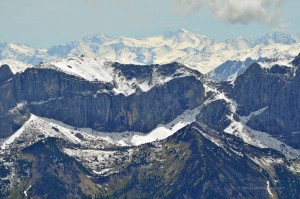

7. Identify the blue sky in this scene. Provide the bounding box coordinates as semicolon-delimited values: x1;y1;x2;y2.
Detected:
0;0;299;47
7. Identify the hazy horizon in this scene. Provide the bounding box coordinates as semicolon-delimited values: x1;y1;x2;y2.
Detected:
1;28;300;49
1;0;299;48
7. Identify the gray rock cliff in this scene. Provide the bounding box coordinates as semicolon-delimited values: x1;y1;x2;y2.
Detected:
0;64;206;137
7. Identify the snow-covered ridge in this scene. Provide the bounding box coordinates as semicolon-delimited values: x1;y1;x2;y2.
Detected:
1;55;198;96
38;56;114;82
258;57;295;69
34;56;196;96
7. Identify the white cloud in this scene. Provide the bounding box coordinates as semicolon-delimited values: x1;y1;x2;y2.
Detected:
177;0;286;25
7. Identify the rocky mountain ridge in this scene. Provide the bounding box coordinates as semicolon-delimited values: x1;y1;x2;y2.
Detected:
0;54;300;198
0;57;207;139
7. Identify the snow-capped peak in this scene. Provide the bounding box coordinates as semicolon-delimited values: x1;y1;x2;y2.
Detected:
1;30;300;75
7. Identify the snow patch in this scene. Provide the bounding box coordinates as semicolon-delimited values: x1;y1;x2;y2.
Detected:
240;107;268;123
130;106;201;145
39;57;113;82
93;168;112;175
258;57;295;69
266;181;274;198
24;185;32;197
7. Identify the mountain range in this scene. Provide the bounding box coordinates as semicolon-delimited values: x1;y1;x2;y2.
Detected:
0;52;300;198
1;29;300;75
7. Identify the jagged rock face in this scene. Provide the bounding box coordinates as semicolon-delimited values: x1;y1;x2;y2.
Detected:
196;99;231;131
0;65;206;137
228;58;300;148
230;63;294;116
0;65;22;137
30;75;205;132
0;65;13;84
0;68;110;137
246;67;300;148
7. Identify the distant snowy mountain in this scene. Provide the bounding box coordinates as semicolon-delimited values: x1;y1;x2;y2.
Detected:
0;42;49;64
0;58;33;74
1;30;300;74
207;57;267;82
256;32;299;45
